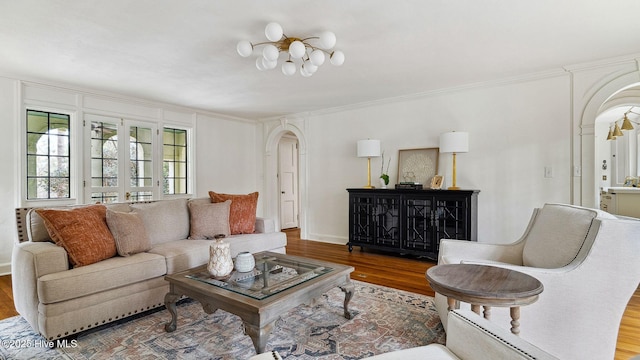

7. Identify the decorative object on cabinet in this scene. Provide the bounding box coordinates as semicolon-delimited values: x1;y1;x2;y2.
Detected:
357;139;381;188
347;188;479;260
430;175;444;189
397;148;439;186
379;150;391;189
439;132;469;190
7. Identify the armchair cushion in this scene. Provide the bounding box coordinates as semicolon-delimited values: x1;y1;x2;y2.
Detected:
522;204;597;268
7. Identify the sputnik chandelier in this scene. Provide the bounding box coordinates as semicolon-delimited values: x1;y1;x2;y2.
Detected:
236;22;345;77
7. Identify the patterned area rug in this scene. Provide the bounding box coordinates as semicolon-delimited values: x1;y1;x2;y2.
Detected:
0;281;444;360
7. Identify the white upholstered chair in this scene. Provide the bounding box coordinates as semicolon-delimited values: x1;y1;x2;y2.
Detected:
435;203;640;360
361;309;558;360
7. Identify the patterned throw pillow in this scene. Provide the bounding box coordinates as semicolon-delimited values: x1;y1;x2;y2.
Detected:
208;191;259;235
188;200;231;239
36;205;117;267
106;209;152;256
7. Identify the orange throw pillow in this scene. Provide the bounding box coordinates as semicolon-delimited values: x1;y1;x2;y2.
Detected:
36;205;117;267
208;191;259;235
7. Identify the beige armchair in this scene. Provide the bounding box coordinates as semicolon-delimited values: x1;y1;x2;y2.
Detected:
361;310;558;360
435;203;640;360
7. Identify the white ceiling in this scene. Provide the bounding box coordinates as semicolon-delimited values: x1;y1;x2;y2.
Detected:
2;0;640;120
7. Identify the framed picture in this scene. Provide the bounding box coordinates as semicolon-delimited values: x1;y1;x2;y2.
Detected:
397;148;439;185
430;175;444;189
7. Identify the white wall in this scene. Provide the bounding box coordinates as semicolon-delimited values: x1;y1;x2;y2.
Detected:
268;74;573;245
0;78;18;274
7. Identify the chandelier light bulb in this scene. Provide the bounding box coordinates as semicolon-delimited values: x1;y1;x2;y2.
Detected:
300;67;313;77
309;49;326;66
255;57;267;71
303;60;318;74
263;58;277;70
262;44;279;61
265;22;283;42
236;40;253;57
289;40;306;59
330;50;345;66
319;31;337;49
282;60;296;76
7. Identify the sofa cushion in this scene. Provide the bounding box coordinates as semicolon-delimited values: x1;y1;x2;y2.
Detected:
35;205;117;267
209;191;259;234
522;204;597;268
106;209;152;256
26;203;131;243
37;252;166;304
188;199;231;239
130;198;189;245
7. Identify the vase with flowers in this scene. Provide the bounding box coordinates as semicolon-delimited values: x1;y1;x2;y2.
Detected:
379;151;391;189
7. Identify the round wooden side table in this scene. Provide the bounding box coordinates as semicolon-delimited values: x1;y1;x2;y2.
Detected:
426;264;543;335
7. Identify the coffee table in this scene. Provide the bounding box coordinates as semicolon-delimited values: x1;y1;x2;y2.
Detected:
163;251;355;353
426;264;543;335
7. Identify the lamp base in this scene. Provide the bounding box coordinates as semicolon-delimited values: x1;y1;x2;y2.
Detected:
363;185;376;189
447;186;461;190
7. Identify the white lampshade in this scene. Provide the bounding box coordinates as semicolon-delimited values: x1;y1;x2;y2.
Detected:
330;50;345;66
300;67;313;77
302;60;318;74
440;131;469;153
255;57;267;71
289;40;306;58
281;60;296;76
265;22;283;41
309;49;326;66
357;139;381;158
319;31;337;49
236;40;253;57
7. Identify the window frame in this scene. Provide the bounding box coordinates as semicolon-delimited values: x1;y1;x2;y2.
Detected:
21;105;78;207
162;126;190;196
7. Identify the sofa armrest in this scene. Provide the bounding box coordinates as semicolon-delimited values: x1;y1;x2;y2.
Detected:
11;241;69;333
254;217;276;233
438;239;525;265
447;310;559;360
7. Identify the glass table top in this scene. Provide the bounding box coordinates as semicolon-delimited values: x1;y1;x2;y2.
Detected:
186;253;334;300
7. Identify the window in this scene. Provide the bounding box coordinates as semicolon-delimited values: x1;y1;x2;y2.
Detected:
26;110;71;199
88;116;157;203
163;127;188;195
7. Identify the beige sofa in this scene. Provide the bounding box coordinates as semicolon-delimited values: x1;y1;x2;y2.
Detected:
12;198;287;341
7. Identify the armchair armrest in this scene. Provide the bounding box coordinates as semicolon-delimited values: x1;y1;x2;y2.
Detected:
438;239;525;265
447;310;559;360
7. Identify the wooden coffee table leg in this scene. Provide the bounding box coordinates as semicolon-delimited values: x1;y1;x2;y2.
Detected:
510;306;521;335
164;287;181;332
339;282;355;319
244;320;276;354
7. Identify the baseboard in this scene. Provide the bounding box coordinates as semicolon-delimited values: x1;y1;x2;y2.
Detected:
0;262;11;276
305;233;348;246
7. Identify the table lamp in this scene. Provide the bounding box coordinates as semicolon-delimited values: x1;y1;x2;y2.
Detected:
439;131;469;190
357;139;381;188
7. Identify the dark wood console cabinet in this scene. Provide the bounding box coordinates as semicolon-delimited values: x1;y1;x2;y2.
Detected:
347;188;479;260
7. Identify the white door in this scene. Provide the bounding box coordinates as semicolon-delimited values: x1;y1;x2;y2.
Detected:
279;136;299;229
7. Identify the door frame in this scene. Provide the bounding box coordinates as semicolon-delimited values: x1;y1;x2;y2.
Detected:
264;120;308;238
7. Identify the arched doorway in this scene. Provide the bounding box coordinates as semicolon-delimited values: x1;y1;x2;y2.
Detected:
579;74;640;208
264;120;309;238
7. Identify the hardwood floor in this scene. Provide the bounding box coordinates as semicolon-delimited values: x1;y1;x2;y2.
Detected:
0;228;637;359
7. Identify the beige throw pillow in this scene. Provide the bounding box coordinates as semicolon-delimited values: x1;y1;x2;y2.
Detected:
188;200;232;239
106;209;152;256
